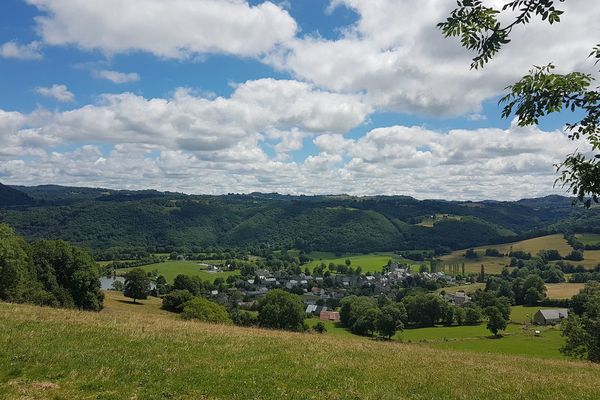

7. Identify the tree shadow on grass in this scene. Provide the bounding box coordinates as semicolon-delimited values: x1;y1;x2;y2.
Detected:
486;334;505;339
116;299;144;306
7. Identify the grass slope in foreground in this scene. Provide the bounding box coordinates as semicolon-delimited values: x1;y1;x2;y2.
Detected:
2;297;600;399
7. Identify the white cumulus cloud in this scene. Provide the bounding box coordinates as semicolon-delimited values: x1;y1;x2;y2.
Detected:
0;41;43;60
35;84;75;102
93;69;140;84
27;0;297;58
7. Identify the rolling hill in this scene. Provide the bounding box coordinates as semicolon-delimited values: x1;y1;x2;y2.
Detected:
0;183;33;207
1;184;598;256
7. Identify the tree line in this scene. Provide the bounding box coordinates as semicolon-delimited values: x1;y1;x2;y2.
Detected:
0;224;103;311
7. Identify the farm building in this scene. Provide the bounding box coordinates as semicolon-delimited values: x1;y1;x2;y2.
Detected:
443;291;471;306
320;311;340;322
305;305;328;316
533;309;569;325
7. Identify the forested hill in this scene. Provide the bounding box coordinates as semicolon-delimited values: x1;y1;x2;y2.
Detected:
0;183;33;206
0;184;598;257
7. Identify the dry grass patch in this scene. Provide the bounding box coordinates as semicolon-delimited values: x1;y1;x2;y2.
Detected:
546;283;586;299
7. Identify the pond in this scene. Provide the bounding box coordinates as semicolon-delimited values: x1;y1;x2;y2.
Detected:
100;276;125;290
100;276;157;291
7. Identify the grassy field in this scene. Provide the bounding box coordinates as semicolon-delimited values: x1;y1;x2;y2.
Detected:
119;260;237;283
439;253;510;275
440;234;576;275
429;327;565;359
304;252;416;273
2;301;600;399
308;304;566;360
578;250;600;269
546;283;586;299
100;291;175;318
575;233;600;246
436;283;485;294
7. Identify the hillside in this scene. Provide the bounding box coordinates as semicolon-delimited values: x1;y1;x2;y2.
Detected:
0;184;598;256
1;298;600;400
0;183;33;206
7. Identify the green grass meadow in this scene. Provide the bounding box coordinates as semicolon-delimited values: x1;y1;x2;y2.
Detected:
2;298;600;400
304;252;417;273
119;260;237;282
575;233;600;246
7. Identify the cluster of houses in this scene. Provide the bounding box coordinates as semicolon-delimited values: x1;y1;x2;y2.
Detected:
205;261;571;328
208;263;455;311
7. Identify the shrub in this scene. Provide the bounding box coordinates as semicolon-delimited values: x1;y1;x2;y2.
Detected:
257;289;305;332
314;321;327;334
162;289;194;312
180;297;232;324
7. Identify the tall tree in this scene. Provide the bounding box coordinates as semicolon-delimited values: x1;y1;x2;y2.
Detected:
439;1;600;205
485;306;508;337
561;282;600;362
123;268;151;303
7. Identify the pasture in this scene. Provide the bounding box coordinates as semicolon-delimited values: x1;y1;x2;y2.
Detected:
2;301;599;399
575;233;600;246
304;252;415;273
119;260;237;283
436;283;485;294
311;304;567;360
429;327;564;359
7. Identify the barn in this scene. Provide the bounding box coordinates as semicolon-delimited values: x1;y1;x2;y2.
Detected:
533;309;569;325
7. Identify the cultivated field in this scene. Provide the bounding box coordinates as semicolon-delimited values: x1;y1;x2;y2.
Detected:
119;260;237;282
2;300;600;399
440;234;576;275
546;283;586;299
578;250;600;269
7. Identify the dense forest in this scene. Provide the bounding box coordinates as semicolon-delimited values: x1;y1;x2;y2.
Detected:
1;184;598;258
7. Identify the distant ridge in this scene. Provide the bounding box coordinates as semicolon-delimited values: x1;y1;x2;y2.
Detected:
0;182;34;206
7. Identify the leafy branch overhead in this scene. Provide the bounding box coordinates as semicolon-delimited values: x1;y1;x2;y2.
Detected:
440;0;599;205
438;0;565;70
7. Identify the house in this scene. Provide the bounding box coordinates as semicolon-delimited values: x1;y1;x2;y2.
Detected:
206;264;221;272
305;304;318;314
306;305;328;316
303;293;320;305
311;287;323;295
320;311;340;322
285;279;299;289
443;291;471;306
534;309;569;325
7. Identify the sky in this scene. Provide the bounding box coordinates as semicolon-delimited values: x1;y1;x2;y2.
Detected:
0;0;599;200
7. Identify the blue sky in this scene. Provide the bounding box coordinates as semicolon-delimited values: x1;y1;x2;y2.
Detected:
0;0;597;199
